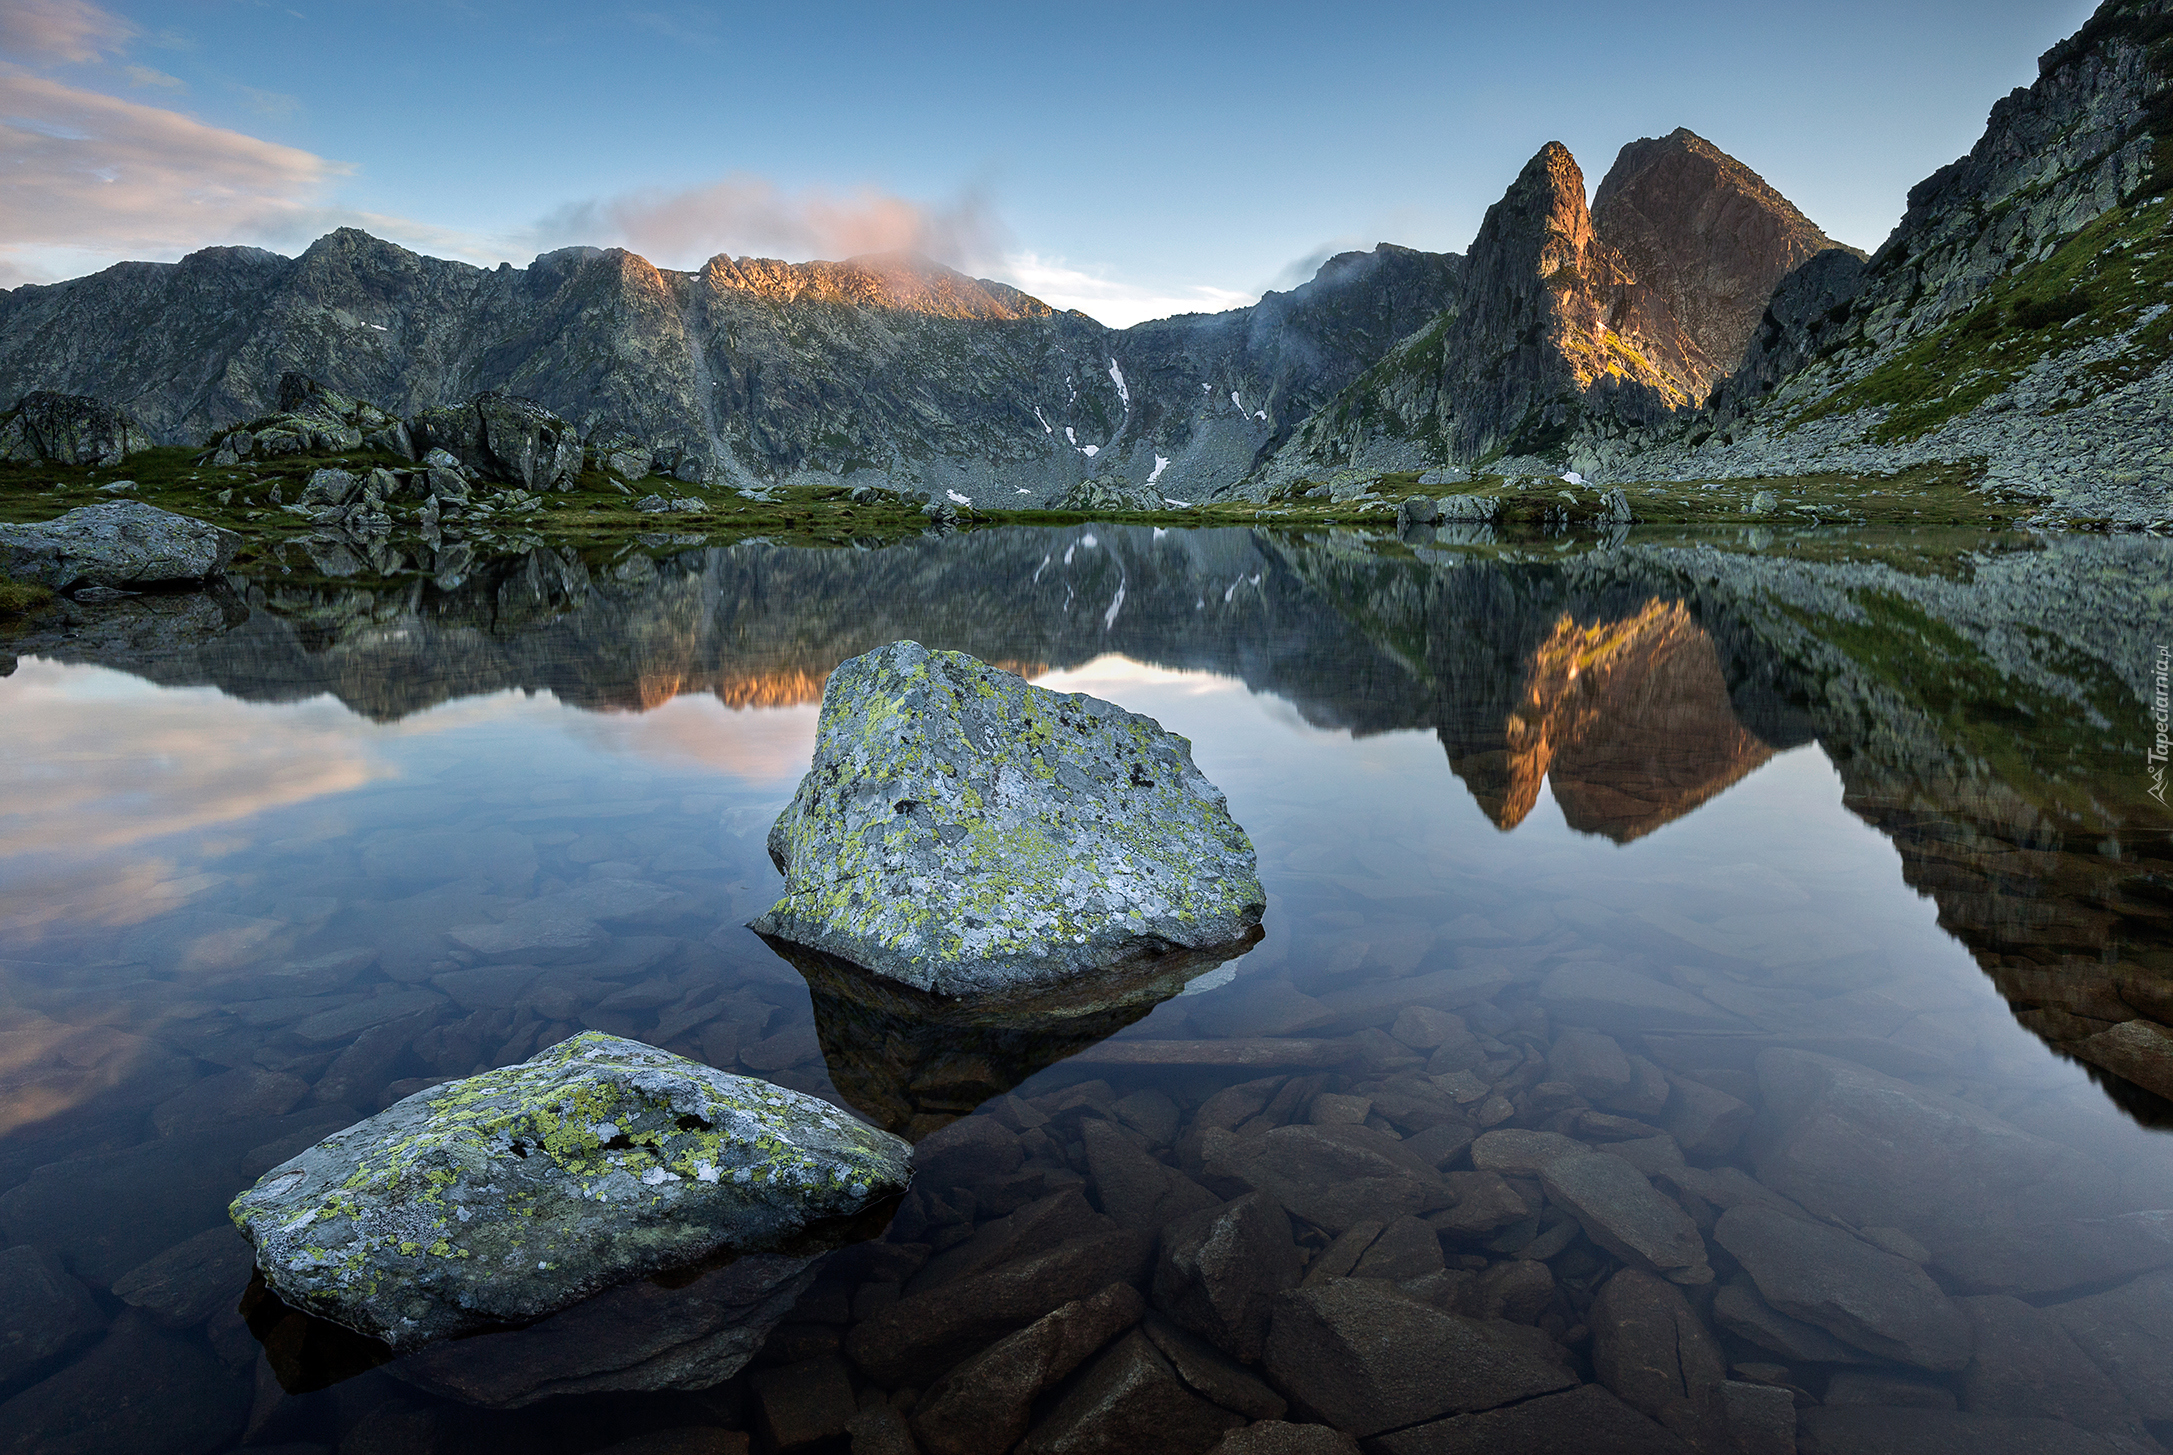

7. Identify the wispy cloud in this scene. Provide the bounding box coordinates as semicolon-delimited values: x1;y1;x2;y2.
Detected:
122;62;182;89
533;174;1009;273
232;81;299;119
0;0;133;64
991;252;1255;328
0;66;346;281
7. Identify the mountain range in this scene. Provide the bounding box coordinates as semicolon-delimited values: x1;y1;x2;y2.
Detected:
2;0;2168;516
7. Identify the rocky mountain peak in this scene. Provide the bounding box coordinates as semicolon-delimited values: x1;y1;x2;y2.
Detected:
1592;128;1859;379
696;251;1053;321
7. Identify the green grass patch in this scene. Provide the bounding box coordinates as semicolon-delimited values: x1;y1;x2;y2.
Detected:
1790;198;2173;442
0;575;53;618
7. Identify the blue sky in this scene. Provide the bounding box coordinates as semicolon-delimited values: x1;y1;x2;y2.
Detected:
0;0;2102;323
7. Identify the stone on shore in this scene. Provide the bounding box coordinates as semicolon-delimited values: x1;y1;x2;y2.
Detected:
0;501;240;591
0;390;149;466
753;641;1263;997
228;1032;911;1351
408;391;583;492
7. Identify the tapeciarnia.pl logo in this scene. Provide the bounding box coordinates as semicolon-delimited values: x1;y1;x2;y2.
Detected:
2151;643;2170;806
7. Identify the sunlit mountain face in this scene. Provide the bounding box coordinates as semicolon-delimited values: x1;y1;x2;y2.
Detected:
1447;600;1774;842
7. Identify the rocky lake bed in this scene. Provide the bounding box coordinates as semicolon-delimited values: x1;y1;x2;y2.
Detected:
0;515;2164;1455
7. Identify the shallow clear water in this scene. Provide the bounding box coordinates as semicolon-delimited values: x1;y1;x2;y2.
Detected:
1;525;2168;1453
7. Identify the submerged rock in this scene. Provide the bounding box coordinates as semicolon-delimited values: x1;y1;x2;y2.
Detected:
228;1032;911;1352
754;641;1264;997
0;501;239;591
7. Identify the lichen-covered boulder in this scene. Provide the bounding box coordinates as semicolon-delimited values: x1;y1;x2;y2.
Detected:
752;641;1265;997
227;1032;911;1352
0;391;151;467
0;501;239;590
409;391;582;493
1053;475;1165;511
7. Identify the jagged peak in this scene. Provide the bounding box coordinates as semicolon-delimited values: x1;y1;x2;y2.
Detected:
690;249;1053;320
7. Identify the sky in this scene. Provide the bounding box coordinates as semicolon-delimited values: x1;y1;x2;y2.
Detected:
0;0;2105;326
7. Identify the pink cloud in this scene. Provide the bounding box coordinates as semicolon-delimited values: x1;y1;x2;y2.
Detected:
536;174;1009;271
0;0;134;64
0;68;344;273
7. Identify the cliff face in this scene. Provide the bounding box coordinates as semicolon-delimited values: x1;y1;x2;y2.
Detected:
0;231;1460;505
1591;129;1860;381
1600;0;2173;521
1256;134;1845;483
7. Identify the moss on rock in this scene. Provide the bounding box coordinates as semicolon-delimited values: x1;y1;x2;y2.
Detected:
228;1032;910;1351
753;640;1264;996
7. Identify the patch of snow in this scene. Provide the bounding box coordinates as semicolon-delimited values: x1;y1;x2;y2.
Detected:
946;489;972;505
1223;579;1240;603
1103;579;1126;629
1163;497;1192;508
1016;487;1030;493
1034;406;1053;434
1254;410;1267;421
1230;390;1243;410
367;323;388;332
1081;444;1100;457
1560;470;1585;486
1202;382;1212;393
1147;453;1170;486
1065;426;1077;445
1108;358;1129;406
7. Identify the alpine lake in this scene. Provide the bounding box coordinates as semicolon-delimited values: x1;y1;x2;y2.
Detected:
0;513;2169;1455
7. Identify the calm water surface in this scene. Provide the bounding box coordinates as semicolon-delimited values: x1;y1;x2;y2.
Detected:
0;525;2167;1454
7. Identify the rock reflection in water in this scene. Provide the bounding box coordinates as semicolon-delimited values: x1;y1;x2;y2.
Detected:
1448;599;1774;841
766;931;1264;1137
1;525;2171;1452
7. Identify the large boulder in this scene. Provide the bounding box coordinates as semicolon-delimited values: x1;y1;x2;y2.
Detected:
1053;476;1166;512
753;642;1264;998
227;1031;911;1352
0;501;239;590
0;391;150;466
409;392;583;492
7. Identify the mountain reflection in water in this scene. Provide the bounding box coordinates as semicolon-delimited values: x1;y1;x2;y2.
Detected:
0;524;2168;1452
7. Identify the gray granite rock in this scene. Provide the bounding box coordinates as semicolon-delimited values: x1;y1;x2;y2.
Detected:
1205;1424;1358;1455
0;1245;104;1385
1797;1406;2140;1455
912;1282;1145;1455
0;1309;248;1455
754;641;1263;997
0;502;239;591
846;1228;1155;1385
1590;1269;1727;1448
1018;1327;1243;1455
110;1226;254;1328
1714;1276;1869;1364
1200;1123;1450;1233
1750;1049;2165;1293
1143;1313;1287;1420
1370;1382;1692;1455
1713;1205;1972;1370
389;1248;824;1407
229;1032;910;1350
1262;1278;1575;1436
1153;1190;1305;1362
0;391;149;466
1956;1294;2148;1438
1539;1151;1711;1283
2044;1267;2173;1421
